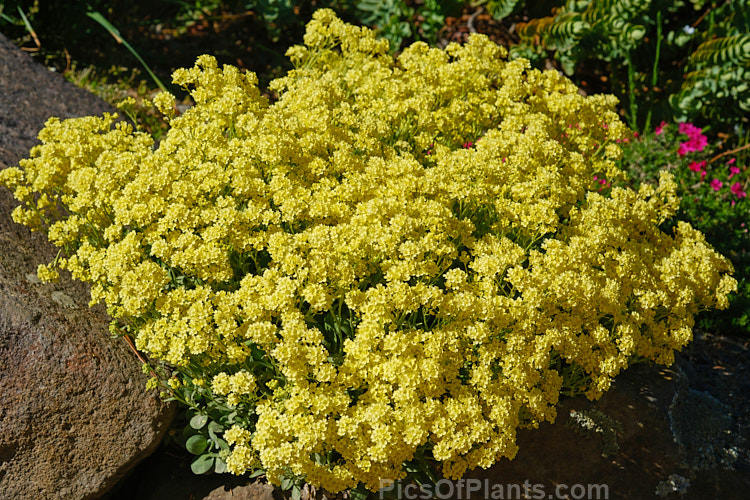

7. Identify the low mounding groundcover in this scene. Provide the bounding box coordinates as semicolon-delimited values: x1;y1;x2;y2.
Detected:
0;9;737;495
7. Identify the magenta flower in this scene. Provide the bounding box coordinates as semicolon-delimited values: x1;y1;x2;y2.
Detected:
678;136;708;156
690;134;708;151
462;141;474;149
711;179;723;191
678;122;702;137
729;166;740;179
655;121;668;135
676;121;708;156
731;182;747;198
689;160;706;173
701;171;707;181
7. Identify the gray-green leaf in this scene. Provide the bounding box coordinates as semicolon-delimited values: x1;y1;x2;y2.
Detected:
207;420;224;440
214;456;228;474
186;435;209;455
190;454;214;475
189;413;209;430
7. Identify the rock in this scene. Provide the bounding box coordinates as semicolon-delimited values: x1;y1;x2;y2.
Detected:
204;481;275;500
0;32;174;499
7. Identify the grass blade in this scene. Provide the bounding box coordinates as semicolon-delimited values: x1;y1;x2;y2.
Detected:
17;6;41;49
86;11;168;93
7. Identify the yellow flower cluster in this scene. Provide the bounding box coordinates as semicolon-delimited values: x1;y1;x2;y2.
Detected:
0;9;736;493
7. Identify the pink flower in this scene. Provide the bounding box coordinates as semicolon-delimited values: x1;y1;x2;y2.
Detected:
678;136;708;156
463;141;474;149
676;122;708;156
701;171;707;181
727;158;736;165
689;134;708;151
711;179;723;191
689;160;706;173
655;121;668;135
731;182;747;198
678;122;702;137
729;166;740;179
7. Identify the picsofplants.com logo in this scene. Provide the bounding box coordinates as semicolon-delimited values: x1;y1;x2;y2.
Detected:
378;478;609;499
0;9;736;496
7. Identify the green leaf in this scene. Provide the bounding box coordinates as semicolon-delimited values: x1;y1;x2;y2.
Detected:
249;468;266;479
190;454;215;475
215;438;230;452
291;485;302;500
349;486;370;500
214;456;228;474
208;420;224;435
186;435;209;455
280;476;293;490
487;0;522;20
189;413;209;430
86;11;168;92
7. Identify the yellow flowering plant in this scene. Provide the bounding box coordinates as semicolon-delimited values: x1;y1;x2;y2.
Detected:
0;9;737;496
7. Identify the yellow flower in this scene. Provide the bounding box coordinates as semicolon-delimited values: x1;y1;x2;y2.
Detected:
36;263;60;283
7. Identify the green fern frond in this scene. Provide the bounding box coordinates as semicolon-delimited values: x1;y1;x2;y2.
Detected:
516;16;556;45
546;12;590;42
690;34;750;66
484;0;523;20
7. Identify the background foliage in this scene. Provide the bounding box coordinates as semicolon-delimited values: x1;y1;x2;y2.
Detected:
508;0;749;136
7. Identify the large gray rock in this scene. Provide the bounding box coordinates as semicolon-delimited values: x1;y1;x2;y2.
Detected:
0;32;174;499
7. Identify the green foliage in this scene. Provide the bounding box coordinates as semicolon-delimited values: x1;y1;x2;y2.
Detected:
671;30;750;127
512;0;651;71
355;0;413;49
480;0;524;20
86;10;168;92
510;0;749;135
354;0;462;50
180;409;231;474
691;34;750;65
157;369;253;475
